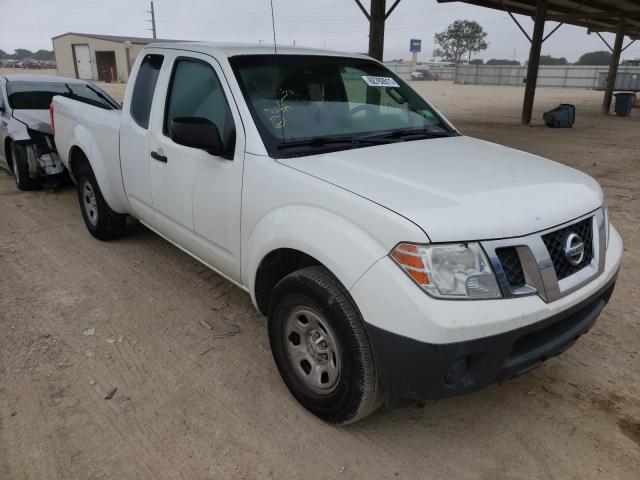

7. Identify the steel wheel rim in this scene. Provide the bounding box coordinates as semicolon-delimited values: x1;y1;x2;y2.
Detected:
284;307;342;394
82;181;98;227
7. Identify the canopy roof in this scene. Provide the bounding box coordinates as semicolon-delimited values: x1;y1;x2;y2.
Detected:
437;0;640;39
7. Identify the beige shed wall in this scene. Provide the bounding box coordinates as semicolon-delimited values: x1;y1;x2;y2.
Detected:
52;35;146;82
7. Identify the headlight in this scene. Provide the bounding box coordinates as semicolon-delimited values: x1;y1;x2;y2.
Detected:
390;242;502;299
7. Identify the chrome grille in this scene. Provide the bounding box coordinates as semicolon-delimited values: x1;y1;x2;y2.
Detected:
483;209;606;303
542;218;593;280
495;247;525;289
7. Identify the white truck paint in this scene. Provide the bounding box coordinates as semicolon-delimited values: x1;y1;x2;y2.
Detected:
52;43;623;424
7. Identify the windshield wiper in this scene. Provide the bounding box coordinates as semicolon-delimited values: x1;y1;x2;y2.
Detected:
356;128;455;143
277;135;400;151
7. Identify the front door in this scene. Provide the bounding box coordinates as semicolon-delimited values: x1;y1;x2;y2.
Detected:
73;44;92;80
147;52;245;282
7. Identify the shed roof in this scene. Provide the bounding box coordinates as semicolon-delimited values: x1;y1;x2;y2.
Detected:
51;32;185;44
437;0;640;39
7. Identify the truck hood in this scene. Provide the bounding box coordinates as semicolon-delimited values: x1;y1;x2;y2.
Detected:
277;136;603;242
12;109;53;135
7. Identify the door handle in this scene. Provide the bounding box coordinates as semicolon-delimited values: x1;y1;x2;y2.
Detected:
150;150;167;163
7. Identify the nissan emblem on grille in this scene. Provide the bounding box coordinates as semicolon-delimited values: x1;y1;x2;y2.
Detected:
564;233;585;266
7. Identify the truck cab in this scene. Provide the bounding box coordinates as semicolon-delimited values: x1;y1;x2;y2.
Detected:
52;43;622;424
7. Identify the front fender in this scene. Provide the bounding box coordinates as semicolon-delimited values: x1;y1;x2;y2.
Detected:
66;124;129;214
244;204;391;308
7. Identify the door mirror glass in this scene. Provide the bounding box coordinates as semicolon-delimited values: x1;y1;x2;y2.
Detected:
170;116;223;154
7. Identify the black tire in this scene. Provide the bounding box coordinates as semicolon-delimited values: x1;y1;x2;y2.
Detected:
268;266;383;425
11;142;38;191
76;162;125;240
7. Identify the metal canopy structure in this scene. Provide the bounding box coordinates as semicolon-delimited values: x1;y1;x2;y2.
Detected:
437;0;640;124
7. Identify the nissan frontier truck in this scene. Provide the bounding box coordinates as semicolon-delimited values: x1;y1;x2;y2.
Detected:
51;43;622;424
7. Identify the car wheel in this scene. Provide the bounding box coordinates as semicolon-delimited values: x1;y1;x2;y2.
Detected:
11;142;38;191
268;266;383;425
76;162;125;240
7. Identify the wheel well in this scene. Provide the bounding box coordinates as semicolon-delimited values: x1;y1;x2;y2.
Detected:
254;249;321;315
68;146;89;180
4;138;13;170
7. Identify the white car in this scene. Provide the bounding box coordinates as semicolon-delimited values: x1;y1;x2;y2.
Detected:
0;74;119;189
51;44;622;424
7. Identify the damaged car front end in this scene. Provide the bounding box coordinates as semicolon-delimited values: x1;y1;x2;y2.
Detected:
0;75;120;190
26;126;65;181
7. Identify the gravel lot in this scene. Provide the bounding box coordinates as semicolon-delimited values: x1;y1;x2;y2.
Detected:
1;73;639;479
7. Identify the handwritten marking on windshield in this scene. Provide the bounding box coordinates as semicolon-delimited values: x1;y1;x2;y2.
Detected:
263;88;295;129
270;116;286;128
263;105;291;116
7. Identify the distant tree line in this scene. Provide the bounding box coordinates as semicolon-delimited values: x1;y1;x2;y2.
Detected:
468;51;640;66
432;20;635;67
0;49;55;60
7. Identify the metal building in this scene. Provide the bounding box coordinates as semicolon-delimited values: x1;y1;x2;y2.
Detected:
51;33;181;82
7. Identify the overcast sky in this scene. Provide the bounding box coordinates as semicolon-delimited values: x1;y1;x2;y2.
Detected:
3;0;640;63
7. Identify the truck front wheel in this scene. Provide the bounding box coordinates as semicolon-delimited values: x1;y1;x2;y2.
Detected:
268;266;383;425
76;163;125;241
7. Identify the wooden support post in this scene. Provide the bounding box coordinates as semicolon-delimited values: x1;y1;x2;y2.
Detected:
522;0;547;125
368;0;386;61
602;18;626;114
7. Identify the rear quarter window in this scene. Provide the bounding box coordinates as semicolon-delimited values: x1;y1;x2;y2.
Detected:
130;54;164;128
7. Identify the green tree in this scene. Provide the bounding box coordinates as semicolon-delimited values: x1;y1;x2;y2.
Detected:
433;20;488;64
469;58;484;65
32;49;55;60
576;50;612;65
486;58;521;65
0;49;8;59
13;49;34;60
538;55;568;65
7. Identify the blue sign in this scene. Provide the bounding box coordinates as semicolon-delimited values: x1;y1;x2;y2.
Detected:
410;39;422;53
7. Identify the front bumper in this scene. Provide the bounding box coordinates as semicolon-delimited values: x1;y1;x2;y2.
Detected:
349;225;622;401
366;272;617;401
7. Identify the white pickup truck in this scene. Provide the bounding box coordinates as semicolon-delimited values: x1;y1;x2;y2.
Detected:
52;43;622;424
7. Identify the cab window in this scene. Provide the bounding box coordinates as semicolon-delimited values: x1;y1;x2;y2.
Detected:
130;54;164;129
164;58;235;156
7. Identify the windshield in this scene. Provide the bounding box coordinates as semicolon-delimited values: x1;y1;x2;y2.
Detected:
6;81;120;110
229;55;455;158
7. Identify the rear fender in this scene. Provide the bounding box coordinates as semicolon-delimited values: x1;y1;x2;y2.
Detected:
66;124;129;214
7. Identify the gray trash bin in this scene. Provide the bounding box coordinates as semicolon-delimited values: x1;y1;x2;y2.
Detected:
613;92;635;117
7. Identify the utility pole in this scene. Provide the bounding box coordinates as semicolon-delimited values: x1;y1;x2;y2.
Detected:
147;1;157;39
354;0;403;62
602;18;626;114
521;0;546;125
368;0;386;61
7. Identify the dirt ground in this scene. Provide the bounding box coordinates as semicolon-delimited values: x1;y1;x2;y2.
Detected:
1;72;639;479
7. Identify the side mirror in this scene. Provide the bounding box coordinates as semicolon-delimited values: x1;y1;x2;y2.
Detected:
170;117;223;154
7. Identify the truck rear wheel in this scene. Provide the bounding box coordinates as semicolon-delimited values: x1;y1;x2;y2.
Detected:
268;266;382;425
11;142;38;191
76;163;125;241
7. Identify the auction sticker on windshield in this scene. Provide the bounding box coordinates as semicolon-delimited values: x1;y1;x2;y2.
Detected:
361;75;400;87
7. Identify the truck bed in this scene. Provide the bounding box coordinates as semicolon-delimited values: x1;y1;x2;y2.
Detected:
52;95;129;213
